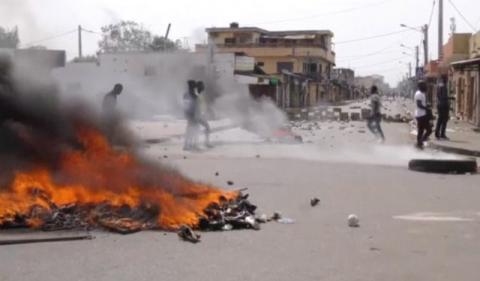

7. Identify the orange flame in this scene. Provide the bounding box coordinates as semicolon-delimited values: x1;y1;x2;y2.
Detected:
0;126;236;230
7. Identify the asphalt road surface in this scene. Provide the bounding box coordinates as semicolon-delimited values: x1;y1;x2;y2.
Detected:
1;100;479;281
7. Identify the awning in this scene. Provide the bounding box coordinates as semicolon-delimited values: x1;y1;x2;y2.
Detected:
451;57;480;68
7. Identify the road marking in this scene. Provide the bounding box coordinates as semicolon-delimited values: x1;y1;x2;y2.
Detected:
393;212;475;222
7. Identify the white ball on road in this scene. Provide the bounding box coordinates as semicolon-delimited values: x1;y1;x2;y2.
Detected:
348;214;360;227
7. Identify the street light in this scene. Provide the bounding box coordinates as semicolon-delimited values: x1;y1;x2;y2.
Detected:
400;23;428;66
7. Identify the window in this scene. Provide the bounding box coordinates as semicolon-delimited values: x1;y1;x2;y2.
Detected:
225;38;236;45
277;62;294;73
257;62;265;67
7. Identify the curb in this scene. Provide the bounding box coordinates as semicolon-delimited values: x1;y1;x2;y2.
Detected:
429;142;480;157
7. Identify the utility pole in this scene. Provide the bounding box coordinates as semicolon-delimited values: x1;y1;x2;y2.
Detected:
415;45;419;71
438;0;444;60
422;24;429;66
408;62;412;79
163;23;171;51
78;25;83;59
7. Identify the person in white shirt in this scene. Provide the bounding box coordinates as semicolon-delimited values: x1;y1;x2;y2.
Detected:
414;81;432;149
366;85;385;142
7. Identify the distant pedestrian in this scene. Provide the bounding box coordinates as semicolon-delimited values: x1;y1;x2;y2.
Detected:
415;81;432;149
435;76;452;140
102;83;123;116
193;80;212;148
102;83;123;141
183;80;198;151
366;85;385;142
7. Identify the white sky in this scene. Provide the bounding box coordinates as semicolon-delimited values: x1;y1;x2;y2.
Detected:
1;0;480;86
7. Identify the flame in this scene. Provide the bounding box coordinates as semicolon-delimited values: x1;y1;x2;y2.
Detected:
0;125;236;230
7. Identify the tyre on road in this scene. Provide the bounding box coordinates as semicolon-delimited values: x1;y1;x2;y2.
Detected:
408;158;478;174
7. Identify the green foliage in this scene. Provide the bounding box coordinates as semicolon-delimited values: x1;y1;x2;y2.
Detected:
0;26;19;48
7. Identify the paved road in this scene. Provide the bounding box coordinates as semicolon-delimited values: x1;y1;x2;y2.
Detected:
1;99;479;281
1;157;479;281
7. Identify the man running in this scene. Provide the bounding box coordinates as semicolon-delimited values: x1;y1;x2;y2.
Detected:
366;85;385;142
415;81;432;149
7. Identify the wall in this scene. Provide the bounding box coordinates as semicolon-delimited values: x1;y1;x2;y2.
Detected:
470;31;480;59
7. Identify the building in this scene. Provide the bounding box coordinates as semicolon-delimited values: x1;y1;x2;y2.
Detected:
196;22;336;109
354;75;389;97
0;48;66;71
331;68;356;100
449;31;480;127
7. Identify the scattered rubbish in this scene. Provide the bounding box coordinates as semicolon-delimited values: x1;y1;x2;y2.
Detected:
215;172;219;176
370;247;381;251
310;198;320;207
256;154;261;158
163;155;168;159
0;235;94;246
256;214;268;223
358;130;366;134
222;224;233;231
348;214;360;227
277;218;295;224
227;181;234;186
271;212;282;221
183;156;187;159
177;225;201;243
198;192;260;231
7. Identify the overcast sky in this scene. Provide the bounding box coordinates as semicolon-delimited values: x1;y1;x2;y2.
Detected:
1;0;479;86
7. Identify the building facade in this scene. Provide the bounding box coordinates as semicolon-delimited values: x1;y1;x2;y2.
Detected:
450;32;480;127
196;22;337;109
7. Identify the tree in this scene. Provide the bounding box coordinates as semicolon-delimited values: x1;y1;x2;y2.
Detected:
71;55;98;63
150;36;182;51
98;21;152;53
0;26;19;48
98;21;181;53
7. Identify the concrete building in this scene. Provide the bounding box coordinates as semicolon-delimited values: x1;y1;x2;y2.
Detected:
449;31;480;127
0;48;66;71
331;68;356;100
354;75;389;97
196;22;336;109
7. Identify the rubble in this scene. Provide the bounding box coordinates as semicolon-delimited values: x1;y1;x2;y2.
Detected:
348;214;360;227
197;192;261;231
178;225;201;243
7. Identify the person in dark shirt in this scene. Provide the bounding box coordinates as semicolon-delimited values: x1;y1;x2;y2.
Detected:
183;80;198;150
366;85;385;142
102;83;123;115
435;77;452;140
102;83;123;142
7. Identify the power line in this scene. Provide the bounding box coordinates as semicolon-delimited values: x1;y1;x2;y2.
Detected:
21;29;77;47
350;57;405;69
428;0;436;27
335;29;410;45
252;0;395;25
81;27;102;36
447;0;476;32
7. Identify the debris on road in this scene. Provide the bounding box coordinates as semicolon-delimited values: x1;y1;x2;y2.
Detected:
310;198;320;207
215;172;219;176
348;214;360;227
198;192;261;231
178;225;201;243
271;212;282;221
227;181;234;186
277;218;295;224
0;234;94;246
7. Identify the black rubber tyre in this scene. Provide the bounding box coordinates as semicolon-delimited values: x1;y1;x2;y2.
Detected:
408;158;478;174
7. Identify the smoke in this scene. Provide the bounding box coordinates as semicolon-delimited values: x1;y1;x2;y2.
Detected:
52;51;287;138
0;54;134;180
